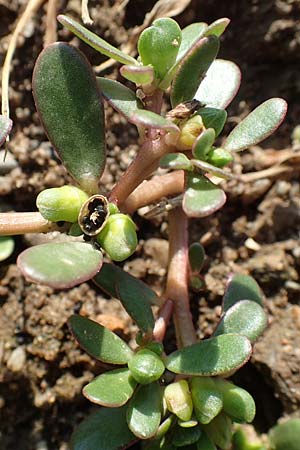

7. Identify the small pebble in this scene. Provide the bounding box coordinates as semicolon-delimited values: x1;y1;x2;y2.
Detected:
6;346;26;372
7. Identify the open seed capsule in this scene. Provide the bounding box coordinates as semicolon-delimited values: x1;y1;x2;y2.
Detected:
78;194;109;236
36;185;88;223
96;213;138;262
128;349;165;385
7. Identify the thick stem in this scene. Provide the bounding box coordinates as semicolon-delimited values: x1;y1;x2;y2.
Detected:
153;299;173;343
165;207;197;348
124;170;185;214
0;212;67;235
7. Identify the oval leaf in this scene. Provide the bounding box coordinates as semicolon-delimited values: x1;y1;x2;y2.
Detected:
165;334;252;376
197;107;227;137
223;274;263;312
0;236;14;262
69;314;133;364
189;242;205;273
0;115;13;147
33;43;105;193
127;382;162;439
17;242;102;289
195;59;241;109
203;413;232;450
191;377;223;424
94;263;157;333
171;424;201;447
214;300;267;342
58;15;137;65
269;419;300;450
205;18;230;37
83;368;137;407
70;406;136;450
183;173;226;218
192;128;216;160
224;98;287;152
97;77;142;121
215;379;256;424
120;65;154;85
130;110;179;134
171;36;220;107
197;431;217;450
160;153;193;171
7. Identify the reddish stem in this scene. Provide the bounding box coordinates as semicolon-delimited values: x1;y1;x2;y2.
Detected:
153;299;173;343
0;212;68;235
165;207;197;348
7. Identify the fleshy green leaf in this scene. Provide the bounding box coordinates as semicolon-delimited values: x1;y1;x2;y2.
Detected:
160;22;208;89
171;36;220;107
97;77;142;121
70;406;135;450
215;379;256;424
165;334;252;376
83;368;137;406
195;59;241;109
128;349;165;385
160;153;193;171
197;431;217;450
171;424;202;447
0;115;13;146
189;242;205;273
224;98;287;152
138;18;182;81
197;108;227;137
183;172;226;218
120;65;154;85
17;242;102;289
205;18;230;37
203;413;232;450
223;274;263;312
94;263;157;333
130;110;180;134
269;419;300;450
191;377;223;424
0;236;14;262
192;128;216;160
214;300;267;342
164;380;193;422
69;314;133;364
127;382;162;439
33;43;105;194
58;15;137;65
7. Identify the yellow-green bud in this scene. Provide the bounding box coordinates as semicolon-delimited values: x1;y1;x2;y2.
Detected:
96;213;138;262
206;147;233;168
178;115;205;150
164;380;193;422
128;349;165;385
36;185;88;223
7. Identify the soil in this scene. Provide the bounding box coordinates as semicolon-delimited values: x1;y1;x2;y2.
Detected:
1;0;300;449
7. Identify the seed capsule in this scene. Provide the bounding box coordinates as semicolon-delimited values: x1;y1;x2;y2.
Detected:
96;213;138;262
178;115;205;150
78;195;109;236
128;349;165;385
36;185;88;223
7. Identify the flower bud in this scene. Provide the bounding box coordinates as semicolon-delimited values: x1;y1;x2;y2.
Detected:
128;349;165;385
36;185;88;223
164;380;193;421
206;147;233;168
96;213;138;262
178;115;205;149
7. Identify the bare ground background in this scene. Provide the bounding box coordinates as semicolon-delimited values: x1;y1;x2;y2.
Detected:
1;0;300;448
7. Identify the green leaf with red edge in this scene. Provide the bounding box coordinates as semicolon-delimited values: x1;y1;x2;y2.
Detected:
127;382;162;439
33;43;105;194
165;334;252;376
120;65;154;85
70;405;136;450
160;22;208;89
205;18;230;37
195;59;241;109
97;77;142;121
58;15;137;66
214;300;267;342
93;263;158;333
0;115;13;147
130;110;180;134
138;18;182;81
17;242;102;289
69;314;133;364
83;368;137;407
183;172;226;218
171;35;220;107
223;273;264;312
224;98;288;152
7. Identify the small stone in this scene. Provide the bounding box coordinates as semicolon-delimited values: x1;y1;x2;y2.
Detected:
6;346;26;372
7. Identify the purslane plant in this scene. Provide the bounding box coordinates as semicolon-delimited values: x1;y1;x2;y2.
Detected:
0;14;288;450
